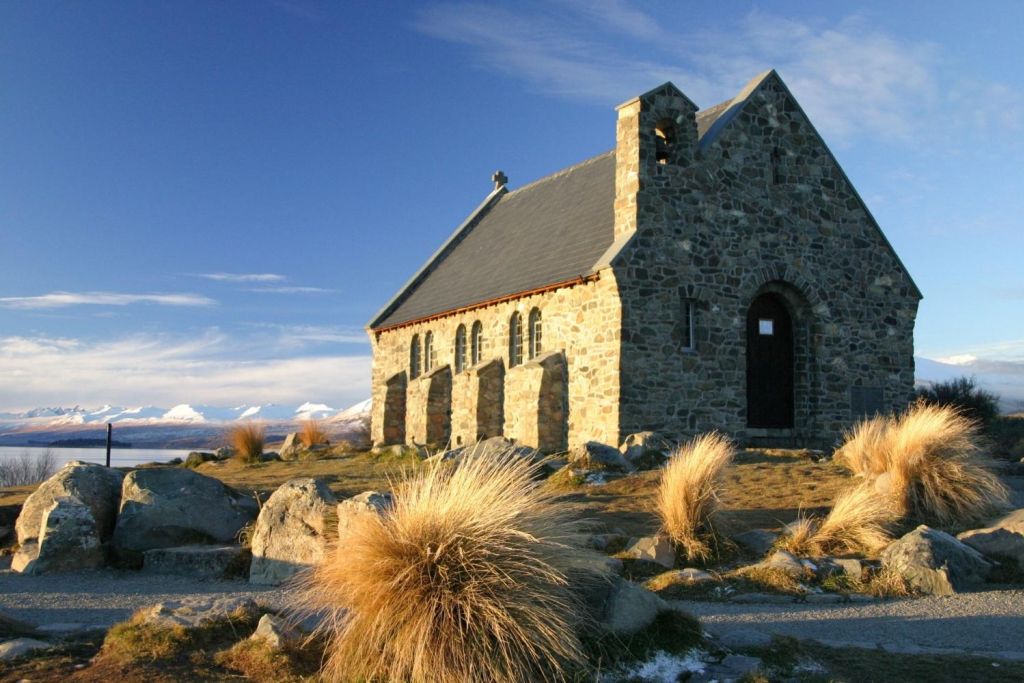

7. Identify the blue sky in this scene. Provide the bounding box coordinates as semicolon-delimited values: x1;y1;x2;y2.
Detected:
1;1;1022;411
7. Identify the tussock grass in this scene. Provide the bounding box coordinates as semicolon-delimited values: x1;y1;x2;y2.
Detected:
297;447;600;683
836;403;1009;527
776;485;898;557
227;422;265;464
655;432;734;562
299;418;329;448
215;637;323;683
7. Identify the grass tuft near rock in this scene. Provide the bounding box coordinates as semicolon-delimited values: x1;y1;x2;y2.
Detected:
296;446;601;683
836;403;1008;527
227;422;266;464
656;432;734;562
776;484;898;557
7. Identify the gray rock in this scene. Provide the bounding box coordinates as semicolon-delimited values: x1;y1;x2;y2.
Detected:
250;613;298;649
717;628;772;650
279;432;302;461
184;452;216;468
881;525;992;596
731;529;779;556
214;447;234;460
15;461;123;545
0;637;51;661
818;557;863;580
958;508;1024;572
112;468;259;566
756;549;807;578
676;567;715;583
337;490;392;538
249;478;338;586
621;534;676;568
12;496;104;574
137;596;260;629
144;545;249;579
619;431;666;465
598;577;668;636
566;441;634;473
719;654;763;675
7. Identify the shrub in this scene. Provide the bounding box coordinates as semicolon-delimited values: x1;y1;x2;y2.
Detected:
917;376;1000;425
0;449;56;488
836;403;1009;527
297;447;599;683
299;419;329;448
226;422;265;463
655;432;734;562
777;485;897;556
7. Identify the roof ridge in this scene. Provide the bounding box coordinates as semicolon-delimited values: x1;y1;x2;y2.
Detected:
505;150;614;197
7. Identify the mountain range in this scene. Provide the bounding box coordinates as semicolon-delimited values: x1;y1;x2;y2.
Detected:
0;399;371;449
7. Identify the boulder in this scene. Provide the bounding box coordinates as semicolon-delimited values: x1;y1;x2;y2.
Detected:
622;535;676;568
112;468;259;566
567;441;634;473
0;637;51;661
818;557;864;581
137;596;260;629
184;452;216;468
249;478;337;586
15;461;123;546
619;432;667;466
731;529;779;557
279;433;301;461
749;550;807;579
595;577;668;636
881;525;992;596
12;496;105;574
215;447;234;460
958;508;1024;572
337;491;392;538
250;613;299;649
143;545;250;579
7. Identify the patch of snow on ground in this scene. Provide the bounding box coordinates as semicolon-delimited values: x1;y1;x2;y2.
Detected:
611;650;706;682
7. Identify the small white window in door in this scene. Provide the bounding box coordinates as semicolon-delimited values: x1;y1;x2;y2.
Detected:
759;319;774;336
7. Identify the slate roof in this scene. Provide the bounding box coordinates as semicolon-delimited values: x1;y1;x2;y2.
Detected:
368;102;739;331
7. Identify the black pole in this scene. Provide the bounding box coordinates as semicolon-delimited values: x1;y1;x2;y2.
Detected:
105;423;112;467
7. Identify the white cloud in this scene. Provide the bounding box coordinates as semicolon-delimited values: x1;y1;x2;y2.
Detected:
246;286;334;294
414;4;1022;144
0;291;216;310
0;332;370;411
198;272;286;282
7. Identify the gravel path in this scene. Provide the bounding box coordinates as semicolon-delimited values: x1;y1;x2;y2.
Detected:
0;558;288;629
676;587;1024;660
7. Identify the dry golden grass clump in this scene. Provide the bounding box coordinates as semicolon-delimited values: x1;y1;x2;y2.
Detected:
836;403;1008;527
227;422;265;463
777;484;898;557
298;448;599;683
656;432;735;561
299;418;329;448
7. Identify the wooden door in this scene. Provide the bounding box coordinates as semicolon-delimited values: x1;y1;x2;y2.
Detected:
746;293;794;428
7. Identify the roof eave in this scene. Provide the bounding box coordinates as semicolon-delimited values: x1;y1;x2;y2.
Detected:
366;186;508;330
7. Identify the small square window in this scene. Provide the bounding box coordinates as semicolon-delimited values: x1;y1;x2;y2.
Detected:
759;319;774;336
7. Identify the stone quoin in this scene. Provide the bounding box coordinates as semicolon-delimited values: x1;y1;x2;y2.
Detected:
366;70;920;452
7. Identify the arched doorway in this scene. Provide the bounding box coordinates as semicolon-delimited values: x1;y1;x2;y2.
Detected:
746;293;794;428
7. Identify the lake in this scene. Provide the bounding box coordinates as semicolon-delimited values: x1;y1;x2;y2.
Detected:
0;445;193;469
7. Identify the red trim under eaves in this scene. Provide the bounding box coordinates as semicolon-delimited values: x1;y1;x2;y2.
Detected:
371;273;600;336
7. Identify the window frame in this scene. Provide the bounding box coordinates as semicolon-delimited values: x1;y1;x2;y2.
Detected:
509;312;523;367
454;324;467;373
410;334;421;378
528;307;542;360
471;321;483;366
423;331;435;372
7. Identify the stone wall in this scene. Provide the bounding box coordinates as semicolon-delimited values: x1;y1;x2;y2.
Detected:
504;351;568;451
369;274;623;450
610;74;920;448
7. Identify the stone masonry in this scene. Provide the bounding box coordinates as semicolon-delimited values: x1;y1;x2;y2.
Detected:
367;70;920;452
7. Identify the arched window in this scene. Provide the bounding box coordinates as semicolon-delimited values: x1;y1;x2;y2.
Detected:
410;334;421;379
528;308;542;359
471;321;483;366
655;118;676;164
423;331;435;372
509;312;523;367
454;325;467;373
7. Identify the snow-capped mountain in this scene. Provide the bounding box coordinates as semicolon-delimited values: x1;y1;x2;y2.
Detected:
0;400;362;429
915;355;1024;414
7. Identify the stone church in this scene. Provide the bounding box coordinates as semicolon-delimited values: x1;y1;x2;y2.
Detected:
366;70;920;452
